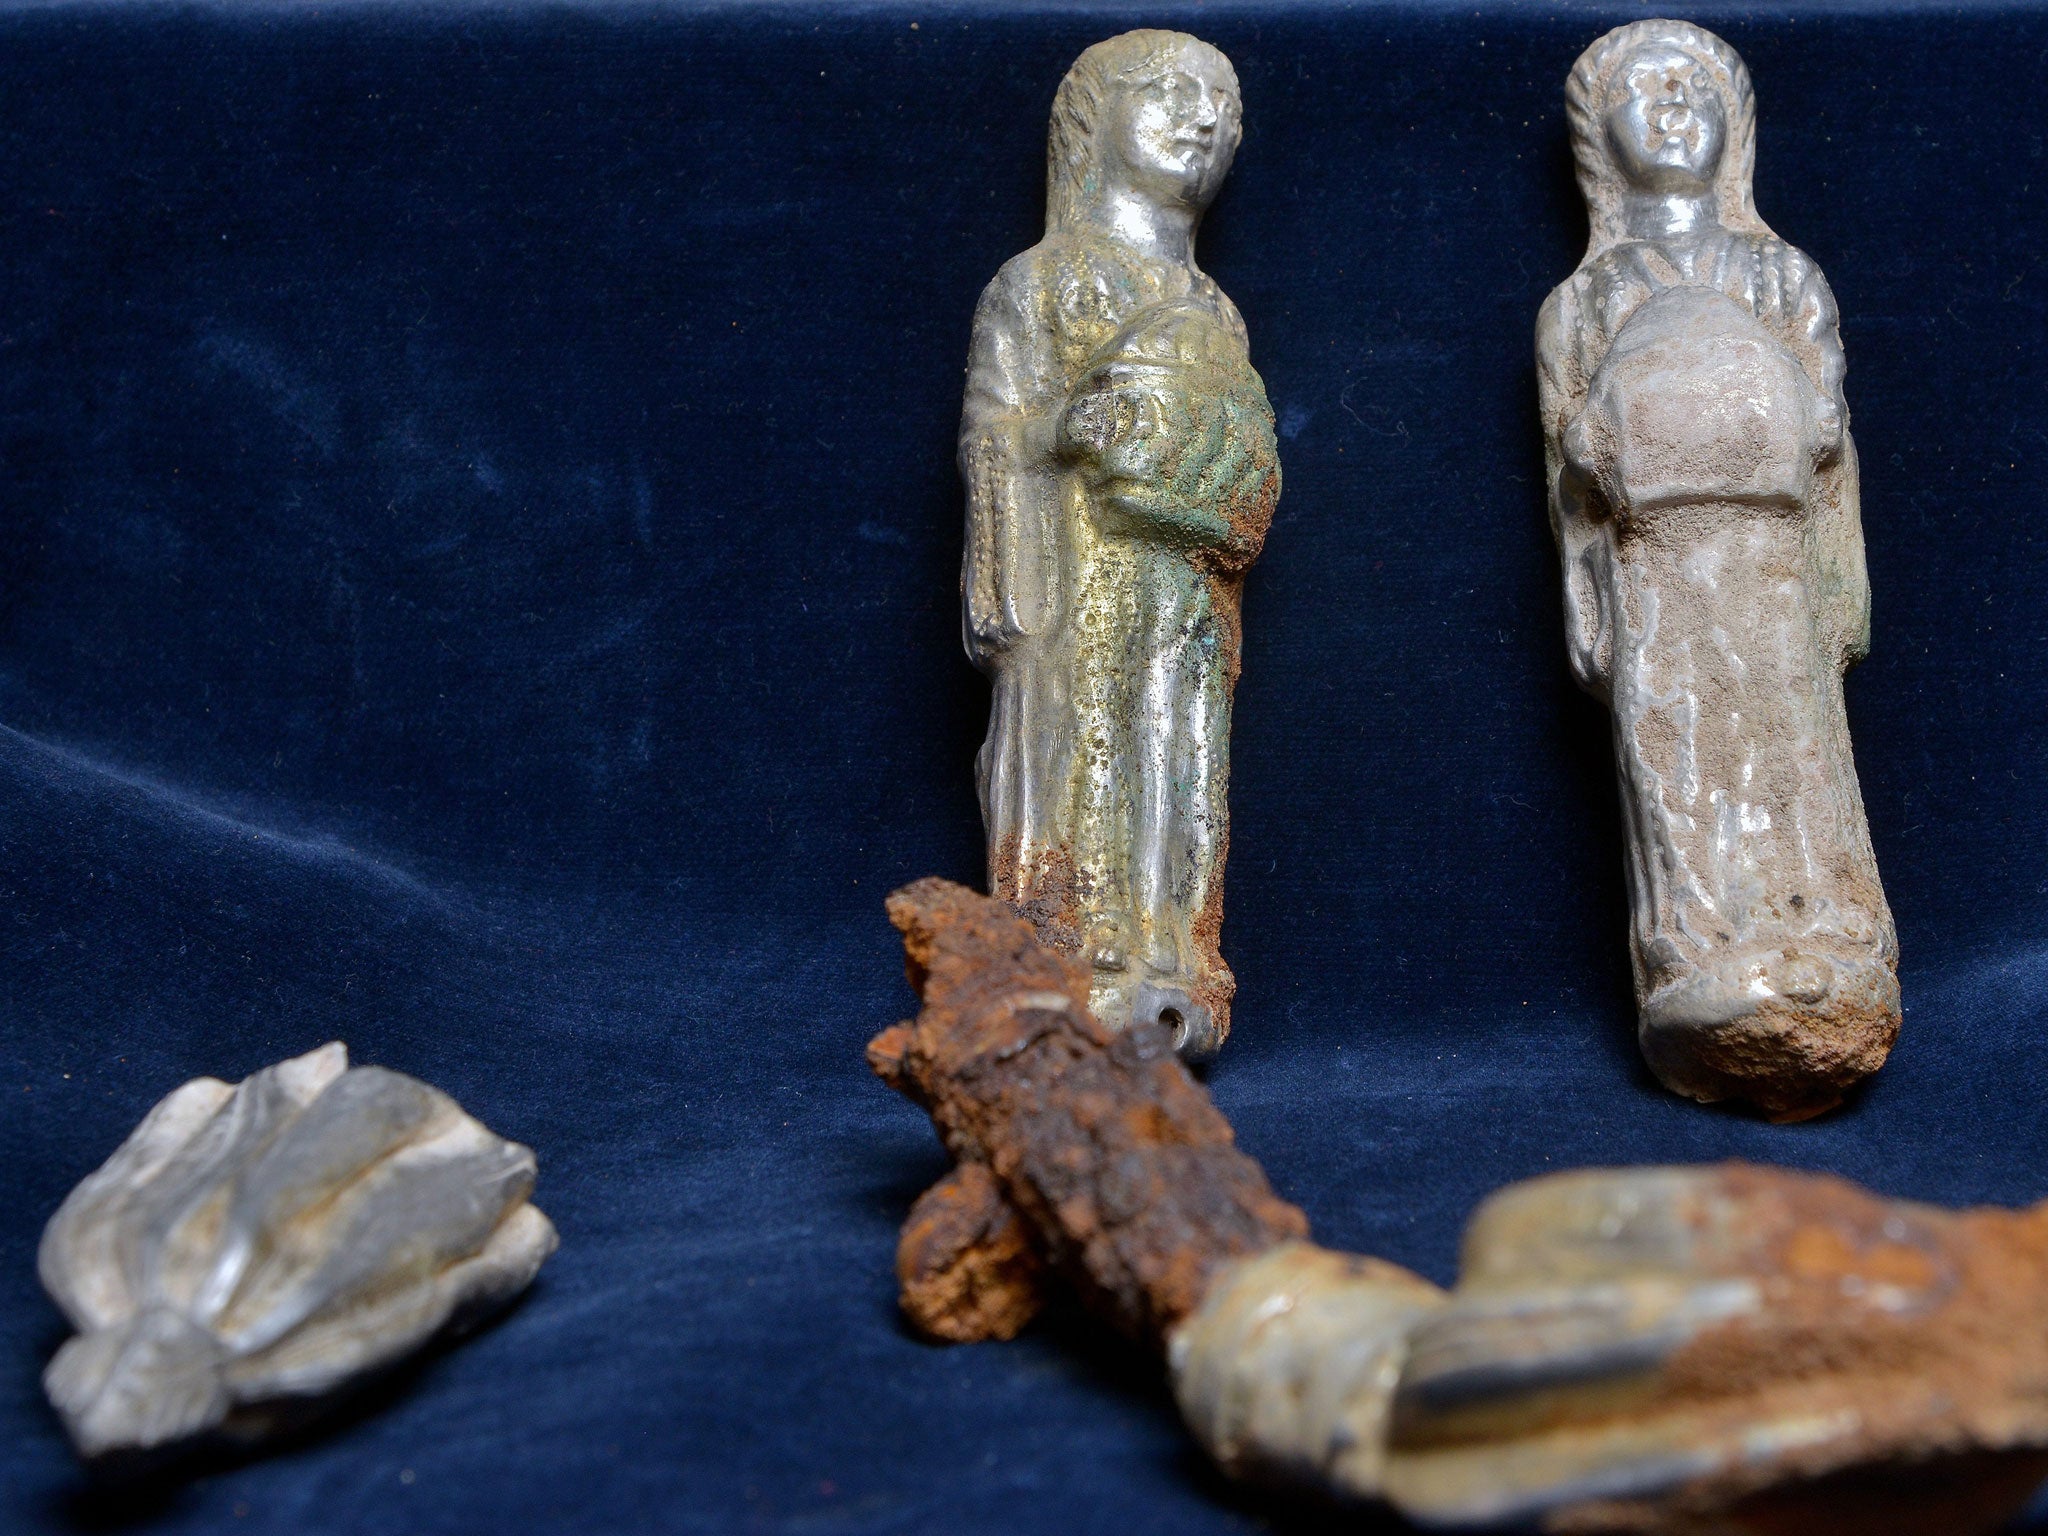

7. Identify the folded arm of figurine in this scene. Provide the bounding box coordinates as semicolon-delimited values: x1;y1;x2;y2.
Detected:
873;880;2048;1535
1053;300;1279;572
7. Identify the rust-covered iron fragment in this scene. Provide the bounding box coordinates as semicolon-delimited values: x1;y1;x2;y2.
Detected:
1383;1164;2048;1534
873;880;2048;1534
896;1161;1047;1344
870;877;1307;1348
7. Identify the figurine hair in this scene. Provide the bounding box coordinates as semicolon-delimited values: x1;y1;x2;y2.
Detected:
1045;29;1237;232
1566;19;1768;257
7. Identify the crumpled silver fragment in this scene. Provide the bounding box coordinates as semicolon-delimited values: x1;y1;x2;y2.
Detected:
39;1042;557;1462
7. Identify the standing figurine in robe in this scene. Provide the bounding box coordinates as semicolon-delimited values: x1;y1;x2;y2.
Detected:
1537;20;1899;1119
961;30;1280;1059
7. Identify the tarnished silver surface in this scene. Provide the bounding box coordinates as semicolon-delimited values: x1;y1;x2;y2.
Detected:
1169;1242;1445;1500
962;30;1280;1059
1381;1165;2048;1534
1536;20;1899;1120
1170;1167;2048;1534
1384;1168;1789;1528
39;1043;557;1464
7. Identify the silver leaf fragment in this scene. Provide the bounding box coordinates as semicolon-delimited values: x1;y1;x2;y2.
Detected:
39;1042;557;1464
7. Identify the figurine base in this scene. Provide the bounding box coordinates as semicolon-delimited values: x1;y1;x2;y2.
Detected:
1087;975;1225;1063
1639;949;1902;1121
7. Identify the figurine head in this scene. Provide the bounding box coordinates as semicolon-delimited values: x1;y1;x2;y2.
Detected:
1605;42;1727;192
1567;20;1762;252
1046;31;1242;231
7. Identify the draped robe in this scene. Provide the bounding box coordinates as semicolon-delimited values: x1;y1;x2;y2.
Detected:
1537;229;1898;1111
961;231;1277;1054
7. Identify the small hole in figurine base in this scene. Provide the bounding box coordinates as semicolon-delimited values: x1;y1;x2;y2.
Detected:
1131;981;1217;1063
1159;1007;1185;1047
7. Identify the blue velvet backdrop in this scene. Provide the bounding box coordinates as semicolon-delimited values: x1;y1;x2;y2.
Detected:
2;2;2044;1532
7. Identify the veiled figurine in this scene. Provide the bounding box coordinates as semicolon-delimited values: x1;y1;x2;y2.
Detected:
1537;21;1898;1119
962;29;1280;1060
39;1043;556;1465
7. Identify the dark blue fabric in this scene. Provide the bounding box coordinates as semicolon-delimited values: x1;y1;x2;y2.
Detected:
2;2;2045;1531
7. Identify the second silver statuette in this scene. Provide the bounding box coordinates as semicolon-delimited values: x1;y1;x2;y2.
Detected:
1536;19;1898;1120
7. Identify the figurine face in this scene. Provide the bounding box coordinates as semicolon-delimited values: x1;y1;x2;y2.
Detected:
1107;44;1242;209
1604;44;1726;193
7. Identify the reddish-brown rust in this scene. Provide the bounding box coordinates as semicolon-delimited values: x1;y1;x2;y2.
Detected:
871;878;1307;1348
1185;818;1234;1038
1547;1164;2048;1535
1644;989;1901;1123
896;1162;1048;1343
872;889;2048;1529
984;834;1238;1048
984;837;1087;963
1178;442;1270;1048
